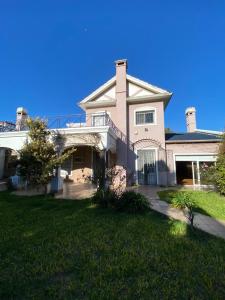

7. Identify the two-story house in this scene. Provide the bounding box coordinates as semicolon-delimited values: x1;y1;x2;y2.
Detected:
71;59;221;187
78;59;172;187
0;59;222;188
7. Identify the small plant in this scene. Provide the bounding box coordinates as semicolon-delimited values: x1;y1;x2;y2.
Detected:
92;188;118;208
172;192;196;228
115;191;150;213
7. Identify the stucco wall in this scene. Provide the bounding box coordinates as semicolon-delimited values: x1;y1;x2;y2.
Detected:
128;101;165;147
85;100;167;185
85;106;117;127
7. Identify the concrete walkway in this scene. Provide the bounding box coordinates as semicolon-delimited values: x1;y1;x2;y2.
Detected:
134;186;225;240
55;183;96;200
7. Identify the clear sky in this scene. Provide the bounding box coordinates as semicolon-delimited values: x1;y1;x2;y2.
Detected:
0;0;225;132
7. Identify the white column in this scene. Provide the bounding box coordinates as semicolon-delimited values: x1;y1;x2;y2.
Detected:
197;161;200;185
192;161;195;186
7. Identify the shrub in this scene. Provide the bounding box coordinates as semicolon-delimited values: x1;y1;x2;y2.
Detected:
214;155;225;195
172;192;196;228
200;132;225;195
115;191;150;213
92;188;118;208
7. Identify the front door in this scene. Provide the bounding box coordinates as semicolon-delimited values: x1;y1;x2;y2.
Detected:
137;149;157;185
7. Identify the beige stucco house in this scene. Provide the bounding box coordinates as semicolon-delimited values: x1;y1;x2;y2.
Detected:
0;59;222;188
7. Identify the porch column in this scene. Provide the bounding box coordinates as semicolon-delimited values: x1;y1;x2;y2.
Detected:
191;161;195;186
98;149;106;190
197;161;200;185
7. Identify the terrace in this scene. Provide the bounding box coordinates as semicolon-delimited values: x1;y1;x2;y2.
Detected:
0;112;127;143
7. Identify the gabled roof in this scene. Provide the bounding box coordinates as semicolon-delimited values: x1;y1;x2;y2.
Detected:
79;76;116;106
165;132;222;143
79;74;172;109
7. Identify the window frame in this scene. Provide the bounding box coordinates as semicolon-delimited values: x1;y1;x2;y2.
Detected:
91;111;110;127
134;107;156;126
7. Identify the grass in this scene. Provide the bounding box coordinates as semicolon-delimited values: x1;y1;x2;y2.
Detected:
158;189;225;220
0;191;225;299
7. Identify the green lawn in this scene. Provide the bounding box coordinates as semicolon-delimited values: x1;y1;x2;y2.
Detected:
0;192;225;299
158;189;225;220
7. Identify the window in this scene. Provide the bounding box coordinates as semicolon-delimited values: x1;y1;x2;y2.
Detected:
92;113;106;126
135;110;155;125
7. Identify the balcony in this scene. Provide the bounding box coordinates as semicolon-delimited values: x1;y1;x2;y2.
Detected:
46;112;127;143
0;113;123;140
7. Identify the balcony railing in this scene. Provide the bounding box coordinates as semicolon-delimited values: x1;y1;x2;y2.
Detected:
0;113;133;149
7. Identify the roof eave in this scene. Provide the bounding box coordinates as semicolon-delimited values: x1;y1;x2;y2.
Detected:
127;93;172;107
127;74;172;94
80;99;116;109
166;139;221;144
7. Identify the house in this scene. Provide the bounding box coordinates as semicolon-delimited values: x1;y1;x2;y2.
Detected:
76;59;222;187
0;59;222;188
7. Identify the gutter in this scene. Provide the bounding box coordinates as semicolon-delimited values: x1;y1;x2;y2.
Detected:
165;139;221;144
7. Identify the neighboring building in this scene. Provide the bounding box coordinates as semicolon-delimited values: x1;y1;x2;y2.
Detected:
0;59;222;187
0;121;16;132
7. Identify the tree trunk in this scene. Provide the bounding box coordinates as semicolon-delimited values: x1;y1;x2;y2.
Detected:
189;209;194;229
44;184;48;196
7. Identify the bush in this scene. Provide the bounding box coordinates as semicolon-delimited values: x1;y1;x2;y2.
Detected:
92;189;150;213
172;192;196;228
214;155;225;195
92;188;118;208
200;132;225;195
115;191;150;213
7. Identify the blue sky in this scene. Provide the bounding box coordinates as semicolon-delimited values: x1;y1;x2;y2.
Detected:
0;0;225;132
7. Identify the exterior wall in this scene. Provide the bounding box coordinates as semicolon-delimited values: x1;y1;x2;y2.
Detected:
0;131;27;151
166;142;220;185
85;97;167;185
128;101;165;147
85;106;117;127
128;101;166;185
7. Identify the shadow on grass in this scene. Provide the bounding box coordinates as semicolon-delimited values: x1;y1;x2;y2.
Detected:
0;191;225;299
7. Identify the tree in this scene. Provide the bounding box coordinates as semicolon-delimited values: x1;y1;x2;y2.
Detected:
165;127;174;133
201;132;225;195
18;118;75;194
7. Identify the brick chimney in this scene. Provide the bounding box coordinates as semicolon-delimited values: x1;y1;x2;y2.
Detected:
115;59;128;135
16;107;28;131
185;107;196;132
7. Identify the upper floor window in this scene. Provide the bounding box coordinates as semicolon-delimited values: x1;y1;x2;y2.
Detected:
135;110;155;125
92;112;107;126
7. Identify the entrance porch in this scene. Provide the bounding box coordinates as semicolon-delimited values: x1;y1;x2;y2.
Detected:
61;146;116;184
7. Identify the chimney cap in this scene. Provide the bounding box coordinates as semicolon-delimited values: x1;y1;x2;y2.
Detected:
16;107;28;114
115;59;128;68
185;107;196;115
